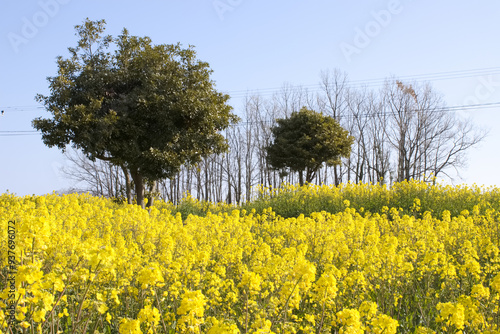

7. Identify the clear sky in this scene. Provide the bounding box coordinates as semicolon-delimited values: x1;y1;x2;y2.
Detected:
1;0;499;195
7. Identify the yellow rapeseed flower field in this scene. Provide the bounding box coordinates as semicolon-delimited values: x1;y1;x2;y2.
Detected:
1;180;500;333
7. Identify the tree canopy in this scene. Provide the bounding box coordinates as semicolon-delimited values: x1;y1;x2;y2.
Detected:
33;19;238;208
266;107;353;185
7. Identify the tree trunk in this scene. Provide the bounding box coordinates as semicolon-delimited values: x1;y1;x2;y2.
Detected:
334;165;339;186
146;180;157;208
121;165;133;204
130;169;145;209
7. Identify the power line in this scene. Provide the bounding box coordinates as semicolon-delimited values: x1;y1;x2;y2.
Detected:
1;67;500;111
0;130;38;133
1;101;499;134
0;131;39;136
229;101;500;127
0;106;43;111
1;67;499;135
226;67;500;98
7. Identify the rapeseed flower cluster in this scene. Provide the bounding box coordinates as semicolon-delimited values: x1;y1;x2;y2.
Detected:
1;181;500;333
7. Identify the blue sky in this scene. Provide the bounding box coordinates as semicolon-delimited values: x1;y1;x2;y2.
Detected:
1;0;499;195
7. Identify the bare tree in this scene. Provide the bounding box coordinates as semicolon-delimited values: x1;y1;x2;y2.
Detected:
345;87;373;183
371;97;391;184
319;69;350;185
61;149;129;199
381;79;486;182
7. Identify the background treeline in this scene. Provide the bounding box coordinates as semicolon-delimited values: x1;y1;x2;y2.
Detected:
62;70;484;204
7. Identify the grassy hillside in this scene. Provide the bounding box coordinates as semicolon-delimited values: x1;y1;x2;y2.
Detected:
169;180;500;219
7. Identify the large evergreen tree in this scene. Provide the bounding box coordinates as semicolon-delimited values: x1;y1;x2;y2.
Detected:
266;107;353;185
33;19;238;208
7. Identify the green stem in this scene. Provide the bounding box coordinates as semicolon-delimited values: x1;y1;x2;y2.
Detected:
71;260;101;334
154;287;169;334
42;258;82;329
